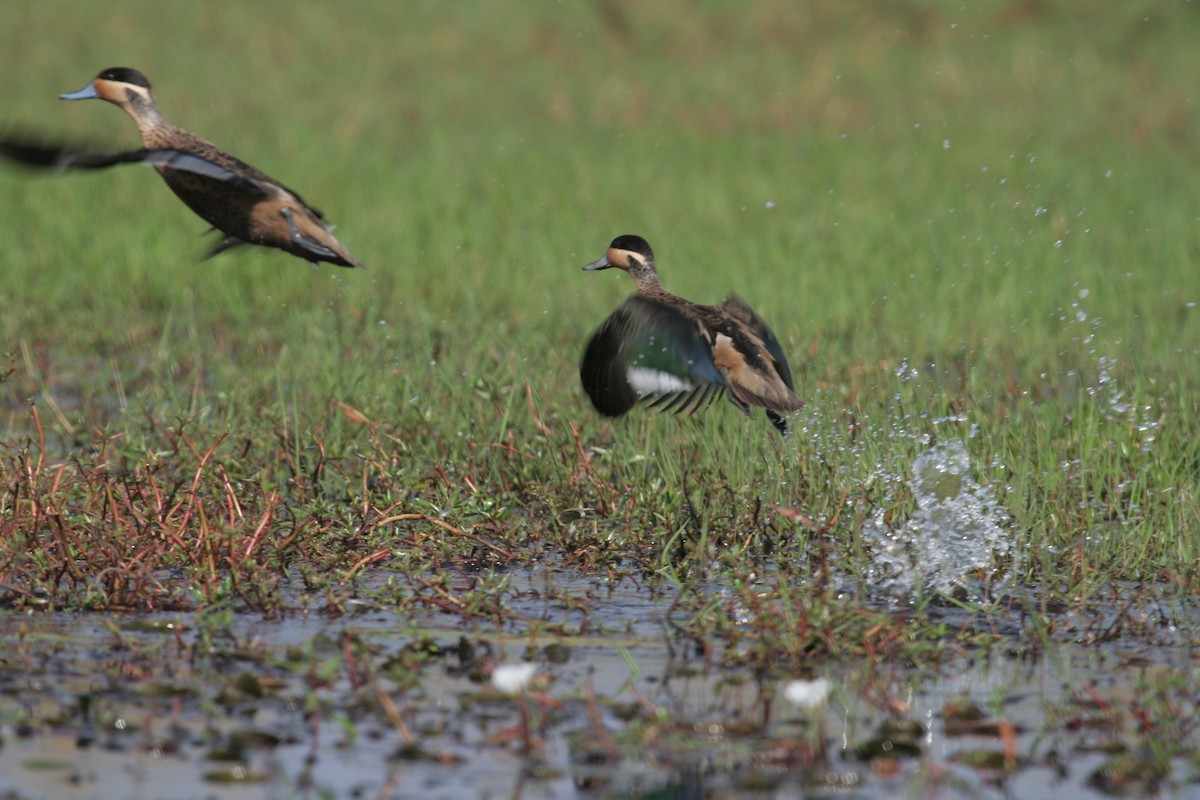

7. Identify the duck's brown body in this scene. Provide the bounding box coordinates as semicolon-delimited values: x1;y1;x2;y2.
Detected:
580;235;803;434
2;67;361;267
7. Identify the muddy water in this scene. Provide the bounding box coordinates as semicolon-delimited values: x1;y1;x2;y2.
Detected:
0;571;1196;799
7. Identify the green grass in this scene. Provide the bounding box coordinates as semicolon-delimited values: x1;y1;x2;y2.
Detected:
0;1;1197;643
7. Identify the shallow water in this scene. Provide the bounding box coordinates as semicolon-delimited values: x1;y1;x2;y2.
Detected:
0;571;1196;800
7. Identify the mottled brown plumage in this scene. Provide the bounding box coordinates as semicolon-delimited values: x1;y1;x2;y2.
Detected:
580;234;803;434
1;67;361;267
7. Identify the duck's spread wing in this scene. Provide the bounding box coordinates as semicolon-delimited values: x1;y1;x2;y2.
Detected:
720;294;796;391
0;138;104;170
581;296;725;418
0;138;270;196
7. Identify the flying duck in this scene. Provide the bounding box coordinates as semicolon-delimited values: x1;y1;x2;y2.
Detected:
579;234;803;434
0;67;362;268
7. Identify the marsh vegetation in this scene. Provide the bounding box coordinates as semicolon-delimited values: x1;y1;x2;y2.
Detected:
0;2;1197;797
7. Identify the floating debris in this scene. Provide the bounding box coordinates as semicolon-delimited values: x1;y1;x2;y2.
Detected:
784;678;832;709
491;662;538;695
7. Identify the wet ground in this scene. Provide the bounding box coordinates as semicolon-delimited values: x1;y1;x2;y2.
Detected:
0;569;1196;800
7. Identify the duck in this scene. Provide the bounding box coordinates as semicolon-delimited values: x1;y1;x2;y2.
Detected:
0;67;362;268
579;234;803;434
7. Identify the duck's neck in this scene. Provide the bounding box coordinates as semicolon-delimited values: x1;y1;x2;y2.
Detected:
630;262;665;296
119;95;172;147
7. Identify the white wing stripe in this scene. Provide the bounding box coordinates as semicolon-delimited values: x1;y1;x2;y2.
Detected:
627;367;693;395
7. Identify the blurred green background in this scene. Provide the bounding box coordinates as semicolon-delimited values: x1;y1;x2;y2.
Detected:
2;2;1195;368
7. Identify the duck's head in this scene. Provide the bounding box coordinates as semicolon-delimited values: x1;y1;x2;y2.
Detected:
583;234;656;274
61;67;155;108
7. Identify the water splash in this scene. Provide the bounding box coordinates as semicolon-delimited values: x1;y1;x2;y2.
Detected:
864;440;1012;597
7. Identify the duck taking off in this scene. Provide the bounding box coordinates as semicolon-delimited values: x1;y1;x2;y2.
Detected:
579;235;803;434
0;67;362;268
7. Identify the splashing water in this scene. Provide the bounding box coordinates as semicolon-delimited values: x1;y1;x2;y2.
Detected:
864;440;1012;597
